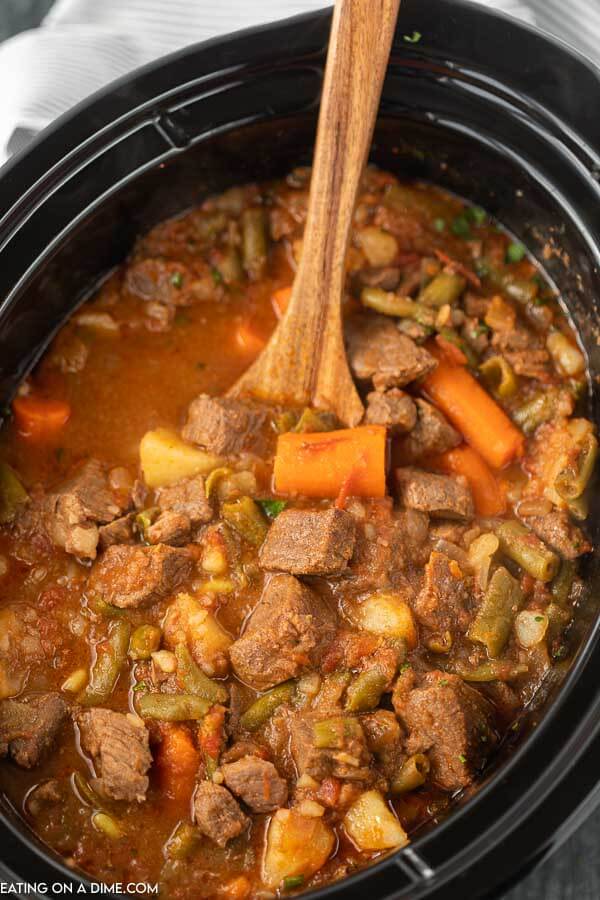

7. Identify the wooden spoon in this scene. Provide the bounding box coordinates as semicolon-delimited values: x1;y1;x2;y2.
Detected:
230;0;401;426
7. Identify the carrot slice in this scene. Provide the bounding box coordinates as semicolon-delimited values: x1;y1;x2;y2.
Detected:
422;346;524;469
155;724;200;805
13;394;71;440
271;286;292;319
274;426;387;498
428;444;507;516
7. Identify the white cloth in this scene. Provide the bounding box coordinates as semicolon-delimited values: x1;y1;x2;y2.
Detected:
0;0;595;164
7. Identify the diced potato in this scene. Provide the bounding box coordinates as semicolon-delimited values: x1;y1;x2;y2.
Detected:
344;790;409;852
140;428;222;488
357;226;398;267
353;593;418;649
163;593;232;677
262;808;335;890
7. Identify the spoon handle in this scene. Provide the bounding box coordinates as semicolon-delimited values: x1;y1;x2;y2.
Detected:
293;0;402;416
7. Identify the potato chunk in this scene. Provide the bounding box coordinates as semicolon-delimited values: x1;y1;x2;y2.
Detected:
163;593;232;676
344;790;408;851
140;428;222;488
353;593;417;649
262;808;335;890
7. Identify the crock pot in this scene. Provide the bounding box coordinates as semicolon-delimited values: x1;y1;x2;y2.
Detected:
1;1;599;897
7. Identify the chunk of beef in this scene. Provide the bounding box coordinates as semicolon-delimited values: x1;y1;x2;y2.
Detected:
98;514;135;551
221;755;288;812
342;499;429;593
290;714;373;783
504;349;551;381
26;779;63;817
157;474;213;525
396;467;474;520
346;314;437;390
524;510;591;559
259;508;356;575
0;693;67;768
396;671;495;791
395;399;461;465
182;394;266;456
193;781;249;846
125;258;194;307
364;389;417;434
77;708;151;802
42;459;130;559
230;575;336;690
414;550;473;634
360;709;406;783
146;511;192;547
87;544;192;609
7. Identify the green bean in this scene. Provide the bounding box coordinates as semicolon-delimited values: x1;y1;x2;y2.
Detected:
292;408;339;433
554;428;597;500
221;496;269;547
164;821;200;860
241;208;268;280
72;771;102;807
418;272;466;308
360;287;435;326
92;811;123;840
240;681;296;732
467;566;524;657
390;753;430;794
455;661;529;682
545;602;571;655
0;462;28;524
551;560;577;605
129;625;162;661
497;521;560;582
80;620;130;706
137;693;210;721
313;716;363;749
567;492;589;521
344;669;388;712
214;247;244;285
479;355;518;399
511;390;560;434
487;266;538;305
175;644;228;704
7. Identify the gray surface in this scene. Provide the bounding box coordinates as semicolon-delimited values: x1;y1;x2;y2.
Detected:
0;1;598;898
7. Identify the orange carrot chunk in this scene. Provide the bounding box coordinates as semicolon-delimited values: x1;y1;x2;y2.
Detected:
155;724;200;805
422;347;524;469
271;286;292;319
273;425;387;498
428;444;507;516
13;395;71;440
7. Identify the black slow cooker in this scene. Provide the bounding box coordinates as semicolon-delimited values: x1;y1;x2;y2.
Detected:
1;1;599;897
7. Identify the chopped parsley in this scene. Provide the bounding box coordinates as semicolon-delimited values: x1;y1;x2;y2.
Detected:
132;681;148;693
439;679;449;686
433;218;446;232
170;271;183;288
451;215;471;238
211;266;224;285
534;615;544;622
506;241;526;264
257;499;287;519
458;754;467;764
283;875;305;891
403;31;422;43
400;662;412;673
